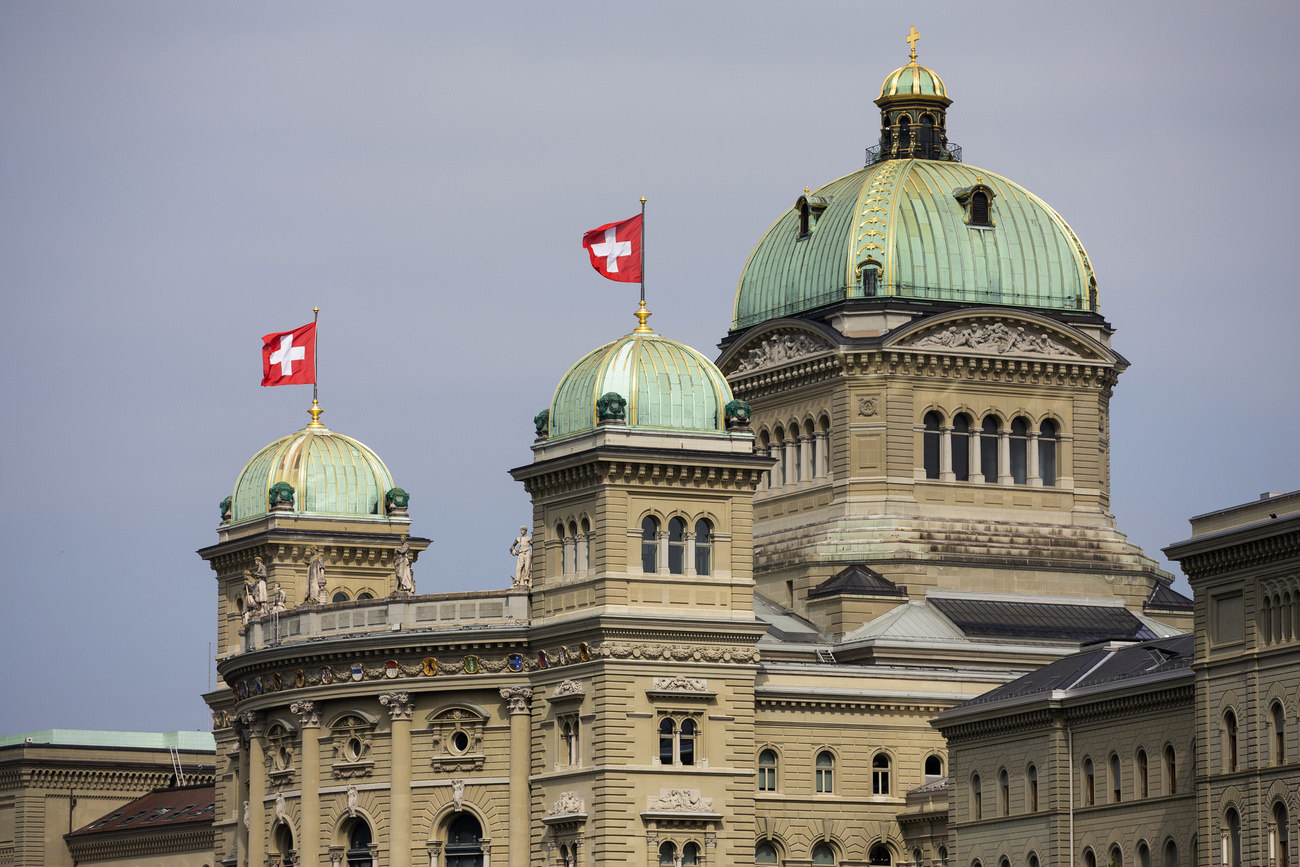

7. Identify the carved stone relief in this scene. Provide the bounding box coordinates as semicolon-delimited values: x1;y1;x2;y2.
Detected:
733;333;832;374
551;679;585;697
646;789;714;812
548;791;586;817
907;321;1080;357
652;676;708;692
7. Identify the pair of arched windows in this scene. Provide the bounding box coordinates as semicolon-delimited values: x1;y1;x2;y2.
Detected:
640;516;712;575
923;412;1058;486
658;842;700;866
756;842;849;866
1261;589;1300;644
331;589;374;603
658;717;696;766
555;518;591;578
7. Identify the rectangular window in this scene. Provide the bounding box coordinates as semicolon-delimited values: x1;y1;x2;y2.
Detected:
1212;593;1245;645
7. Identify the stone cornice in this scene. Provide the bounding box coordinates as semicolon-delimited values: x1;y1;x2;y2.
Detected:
64;824;213;862
515;456;770;500
200;532;431;570
1167;525;1300;581
938;683;1194;742
2;766;215;793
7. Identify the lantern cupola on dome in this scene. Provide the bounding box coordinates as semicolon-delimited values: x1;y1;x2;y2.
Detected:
871;26;958;164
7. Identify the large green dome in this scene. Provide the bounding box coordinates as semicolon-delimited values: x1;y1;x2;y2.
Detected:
548;310;734;439
230;415;396;522
732;159;1098;331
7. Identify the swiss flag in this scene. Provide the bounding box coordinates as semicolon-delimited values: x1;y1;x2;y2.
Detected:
582;214;642;283
261;323;316;386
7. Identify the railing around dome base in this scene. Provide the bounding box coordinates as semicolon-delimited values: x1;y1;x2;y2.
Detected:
866;141;962;165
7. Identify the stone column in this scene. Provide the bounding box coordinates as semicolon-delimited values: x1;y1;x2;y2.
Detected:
575;535;588;577
998;428;1013;485
969;429;984;484
426;842;443;867
562;537;575;577
815;431;829;478
1027;431;1042;486
939;426;955;481
236;737;250;867
784;438;798;488
291;702;320;867
499;688;534;867
684;533;697;577
241;712;267;867
381;692;415;867
756;447;769;493
657;532;669;575
798;436;812;484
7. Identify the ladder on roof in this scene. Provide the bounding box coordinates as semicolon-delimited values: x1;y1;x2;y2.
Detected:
815;648;837;664
169;747;185;787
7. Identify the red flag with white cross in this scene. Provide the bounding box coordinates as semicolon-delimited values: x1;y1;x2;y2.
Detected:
261;323;317;386
582;214;643;283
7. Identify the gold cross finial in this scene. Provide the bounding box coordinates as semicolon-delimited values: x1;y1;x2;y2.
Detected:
805;187;810;195
906;26;920;61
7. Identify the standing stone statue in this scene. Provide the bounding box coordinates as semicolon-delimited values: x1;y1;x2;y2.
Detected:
393;535;415;596
510;526;533;588
241;576;258;626
250;558;268;611
304;547;327;604
270;583;286;614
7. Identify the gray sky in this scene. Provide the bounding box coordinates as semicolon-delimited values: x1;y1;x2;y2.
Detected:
2;1;1297;735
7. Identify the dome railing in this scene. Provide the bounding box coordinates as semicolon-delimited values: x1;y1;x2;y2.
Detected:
866;141;962;165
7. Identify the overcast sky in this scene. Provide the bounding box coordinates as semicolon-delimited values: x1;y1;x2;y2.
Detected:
2;1;1297;735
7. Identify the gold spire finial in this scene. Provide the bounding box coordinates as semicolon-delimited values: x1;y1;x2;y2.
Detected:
632;300;654;334
307;399;325;428
805;186;810;195
313;306;319;314
906;25;920;61
640;196;647;205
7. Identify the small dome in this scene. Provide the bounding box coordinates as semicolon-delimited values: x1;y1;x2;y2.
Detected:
230;412;396;522
878;60;947;100
548;307;734;439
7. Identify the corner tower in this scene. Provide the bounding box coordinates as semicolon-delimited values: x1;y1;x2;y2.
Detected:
719;33;1187;634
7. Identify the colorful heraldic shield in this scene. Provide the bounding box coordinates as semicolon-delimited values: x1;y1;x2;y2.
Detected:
351;663;364;682
464;655;480;674
538;650;549;669
294;670;305;688
422;658;438;676
320;666;332;685
507;653;524;672
385;660;399;678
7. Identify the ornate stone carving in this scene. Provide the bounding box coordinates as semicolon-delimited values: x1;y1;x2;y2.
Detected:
733;332;832;374
510;527;533;588
593;641;761;665
330;715;375;779
724;399;752;431
346;785;358;818
534;409;550;442
242;800;250;828
270;583;286;614
500;686;534;714
596;391;627;423
274;792;288;824
451;779;465;812
380;692;414;721
429;708;486;772
239;711;265;739
646;789;713;812
909;321;1080;357
552;679;584;697
385;487;410;518
653;676;708;692
304;547;327;604
268;481;295;511
290;700;320;728
548;791;585;817
858;397;878;417
393;535;415;596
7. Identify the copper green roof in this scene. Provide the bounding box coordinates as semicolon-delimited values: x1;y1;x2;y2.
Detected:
548;326;733;439
230;425;395;522
878;61;948;99
732;159;1098;330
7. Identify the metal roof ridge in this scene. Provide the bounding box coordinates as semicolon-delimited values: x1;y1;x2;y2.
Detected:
925;589;1129;608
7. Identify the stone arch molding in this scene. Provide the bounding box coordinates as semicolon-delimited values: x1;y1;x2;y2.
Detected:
887;308;1114;362
719;321;837;376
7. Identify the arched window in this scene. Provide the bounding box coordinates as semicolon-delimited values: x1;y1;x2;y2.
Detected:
918;113;936;156
356;592;373;601
1009;417;1029;484
952;414;971;481
694;519;712;575
659;842;676;867
758;749;778;791
331;590;349;603
981;416;1000;483
999;768;1009;815
1163;840;1179;867
816;751;834;793
1225;711;1239;772
561;719;578;766
756;842;780;865
972;774;982;820
347;820;374;867
1084;757;1095;806
1138;842;1150;867
1275;802;1291;867
658;718;674;765
1264;595;1274;643
998;858;1010;867
1274;703;1287;765
1028;764;1039;812
273;823;294;859
567;521;578;575
1083;850;1096;867
578;518;590;576
923;412;941;479
1138;749;1149;798
1110;753;1122;802
924;754;944;780
1226;807;1242;867
914;849;923;867
1286;593;1294;641
1028;855;1040;867
1039;419;1058;486
641;517;659;574
682;843;699;866
861;263;880;297
873;753;891;795
1164;745;1177;794
897;114;912;152
868;845;891;866
938;847;948;867
679;718;696;766
1109;845;1123;867
445;814;483;867
668;517;686;574
813;844;837;865
971;191;991;226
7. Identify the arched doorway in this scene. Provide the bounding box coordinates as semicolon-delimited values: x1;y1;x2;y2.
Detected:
445;813;485;867
346;819;373;867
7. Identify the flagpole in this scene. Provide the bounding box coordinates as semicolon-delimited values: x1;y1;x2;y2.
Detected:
639;197;646;306
312;306;319;405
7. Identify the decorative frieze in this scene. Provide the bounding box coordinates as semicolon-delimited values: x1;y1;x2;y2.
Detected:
646;789;713;812
652;676;708;692
732;332;834;374
906;321;1081;357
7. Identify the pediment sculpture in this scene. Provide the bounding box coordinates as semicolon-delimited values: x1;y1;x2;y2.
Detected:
548;791;585;817
653;676;707;692
552;679;584;697
733;332;832;374
906;321;1080;357
647;789;713;812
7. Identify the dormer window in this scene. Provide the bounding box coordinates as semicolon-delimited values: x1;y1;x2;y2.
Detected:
954;182;997;228
796;194;831;239
858;260;881;297
971;191;990;225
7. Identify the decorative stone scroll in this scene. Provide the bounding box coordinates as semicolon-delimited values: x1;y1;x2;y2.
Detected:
499;686;534;714
646;789;713;812
908;321;1080;357
380;692;414;721
290;700;320;728
652;676;708;692
733;333;832;374
551;679;585;698
238;711;265;739
548;791;586;817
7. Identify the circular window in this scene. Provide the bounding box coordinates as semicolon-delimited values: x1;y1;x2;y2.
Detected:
347;737;362;760
452;731;470;753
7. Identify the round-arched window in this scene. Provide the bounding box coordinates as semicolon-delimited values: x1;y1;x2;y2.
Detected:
868;844;891;865
694;519;713;575
813;843;836;865
668;517;687;574
446;813;484;867
641;516;660;573
756;842;779;865
347;820;373;867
